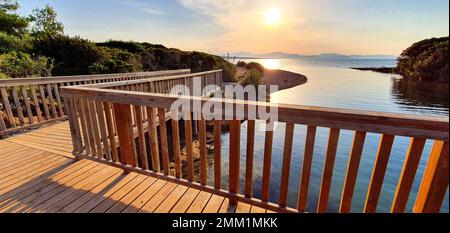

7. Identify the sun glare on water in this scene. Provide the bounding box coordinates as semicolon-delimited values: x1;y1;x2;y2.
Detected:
264;7;281;26
261;59;281;69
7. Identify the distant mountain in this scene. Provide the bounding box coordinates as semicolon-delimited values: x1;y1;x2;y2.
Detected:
225;52;397;60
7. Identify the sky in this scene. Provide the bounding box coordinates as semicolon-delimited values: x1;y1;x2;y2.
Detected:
17;0;450;56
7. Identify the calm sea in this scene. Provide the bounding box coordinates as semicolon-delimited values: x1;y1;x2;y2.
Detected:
208;58;449;213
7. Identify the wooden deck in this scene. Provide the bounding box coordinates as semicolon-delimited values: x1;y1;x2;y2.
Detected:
0;122;273;213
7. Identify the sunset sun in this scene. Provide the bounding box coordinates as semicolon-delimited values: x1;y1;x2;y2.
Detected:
264;7;281;26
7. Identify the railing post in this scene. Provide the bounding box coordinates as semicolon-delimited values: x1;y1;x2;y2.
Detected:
229;120;241;205
113;103;137;170
413;141;449;213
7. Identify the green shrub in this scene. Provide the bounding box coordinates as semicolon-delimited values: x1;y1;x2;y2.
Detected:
245;62;264;74
236;61;247;67
240;69;262;86
0;51;52;78
0;31;33;53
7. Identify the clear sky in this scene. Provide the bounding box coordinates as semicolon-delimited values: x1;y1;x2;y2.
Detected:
17;0;449;56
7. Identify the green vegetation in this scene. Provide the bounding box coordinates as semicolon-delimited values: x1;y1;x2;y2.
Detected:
236;60;247;67
240;69;262;86
396;37;448;82
245;62;265;74
0;0;236;80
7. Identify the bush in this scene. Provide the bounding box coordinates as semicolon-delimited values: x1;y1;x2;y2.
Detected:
0;51;52;78
240;69;262;86
396;37;449;82
236;60;246;67
245;62;265;74
0;31;33;53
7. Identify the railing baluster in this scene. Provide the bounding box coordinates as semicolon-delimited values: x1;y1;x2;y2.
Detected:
47;84;58;119
0;87;15;127
21;86;34;124
229;120;241;200
77;99;91;155
214;120;222;189
184;111;194;181
66;98;82;153
53;83;64;116
88;100;103;158
364;134;395;213
30;86;43;122
262;121;274;202
317;128;341;213
298;125;317;212
134;105;148;170
171;109;182;178
391;138;426;213
199;115;207;185
158;108;170;175
147;107;160;172
39;85;51;120
113;103;136;166
340;131;367;213
96;101;112;160
413;141;448;213
0;111;6;131
245;120;255;198
279;123;295;207
11;88;25;126
103;102;118;162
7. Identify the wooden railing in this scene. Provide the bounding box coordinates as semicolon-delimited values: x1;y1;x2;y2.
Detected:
0;69;190;137
61;71;448;213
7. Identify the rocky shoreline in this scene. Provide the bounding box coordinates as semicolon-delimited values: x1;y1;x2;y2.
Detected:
351;67;396;74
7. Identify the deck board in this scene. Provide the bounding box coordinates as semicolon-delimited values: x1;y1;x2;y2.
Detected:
0;121;277;213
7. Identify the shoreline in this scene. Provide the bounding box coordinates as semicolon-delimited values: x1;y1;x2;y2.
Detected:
351;67;396;74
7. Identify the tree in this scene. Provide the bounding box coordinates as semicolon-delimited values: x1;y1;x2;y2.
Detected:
29;4;64;38
0;0;29;35
0;51;52;78
396;37;449;82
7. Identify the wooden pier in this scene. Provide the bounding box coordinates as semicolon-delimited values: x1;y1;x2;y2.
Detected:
0;70;448;213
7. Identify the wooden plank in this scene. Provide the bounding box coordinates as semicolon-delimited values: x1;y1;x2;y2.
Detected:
279;123;295;207
214;120;221;189
158;108;170;175
297;125;317;212
0;113;6;131
20;86;34;124
218;199;236;213
203;195;225;213
113;103;136;166
245;120;255;197
103;102;118;162
65;99;82;153
96;101;111;160
53;83;64;116
154;185;189;213
170;188;200;213
235;202;252;213
39;85;51;120
186;191;212;213
364;134;395;213
198;116;207;185
229;120;241;196
317;128;340;213
139;182;177;213
11;88;25;125
261;122;274;202
184;112;194;181
121;179;167;213
147;107;160;172
87;100;103;157
171;110;182;178
134;105;148;169
30;85;43;122
391;138;426;213
339;131;367;213
46;84;58;119
0;87;15;127
250;205;267;213
77;100;91;155
413;141;449;213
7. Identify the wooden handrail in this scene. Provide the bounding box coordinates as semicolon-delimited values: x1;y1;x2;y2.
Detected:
61;71;448;213
0;69;190;137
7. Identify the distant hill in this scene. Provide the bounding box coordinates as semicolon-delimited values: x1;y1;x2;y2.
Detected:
227;52;397;60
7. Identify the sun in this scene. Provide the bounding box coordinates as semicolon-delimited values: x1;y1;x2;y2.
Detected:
264;7;281;26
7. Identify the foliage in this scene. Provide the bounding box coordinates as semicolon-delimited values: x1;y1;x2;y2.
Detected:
0;31;33;53
236;60;247;67
0;51;52;78
0;0;29;35
245;62;265;74
240;69;262;86
396;37;449;82
29;4;64;38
